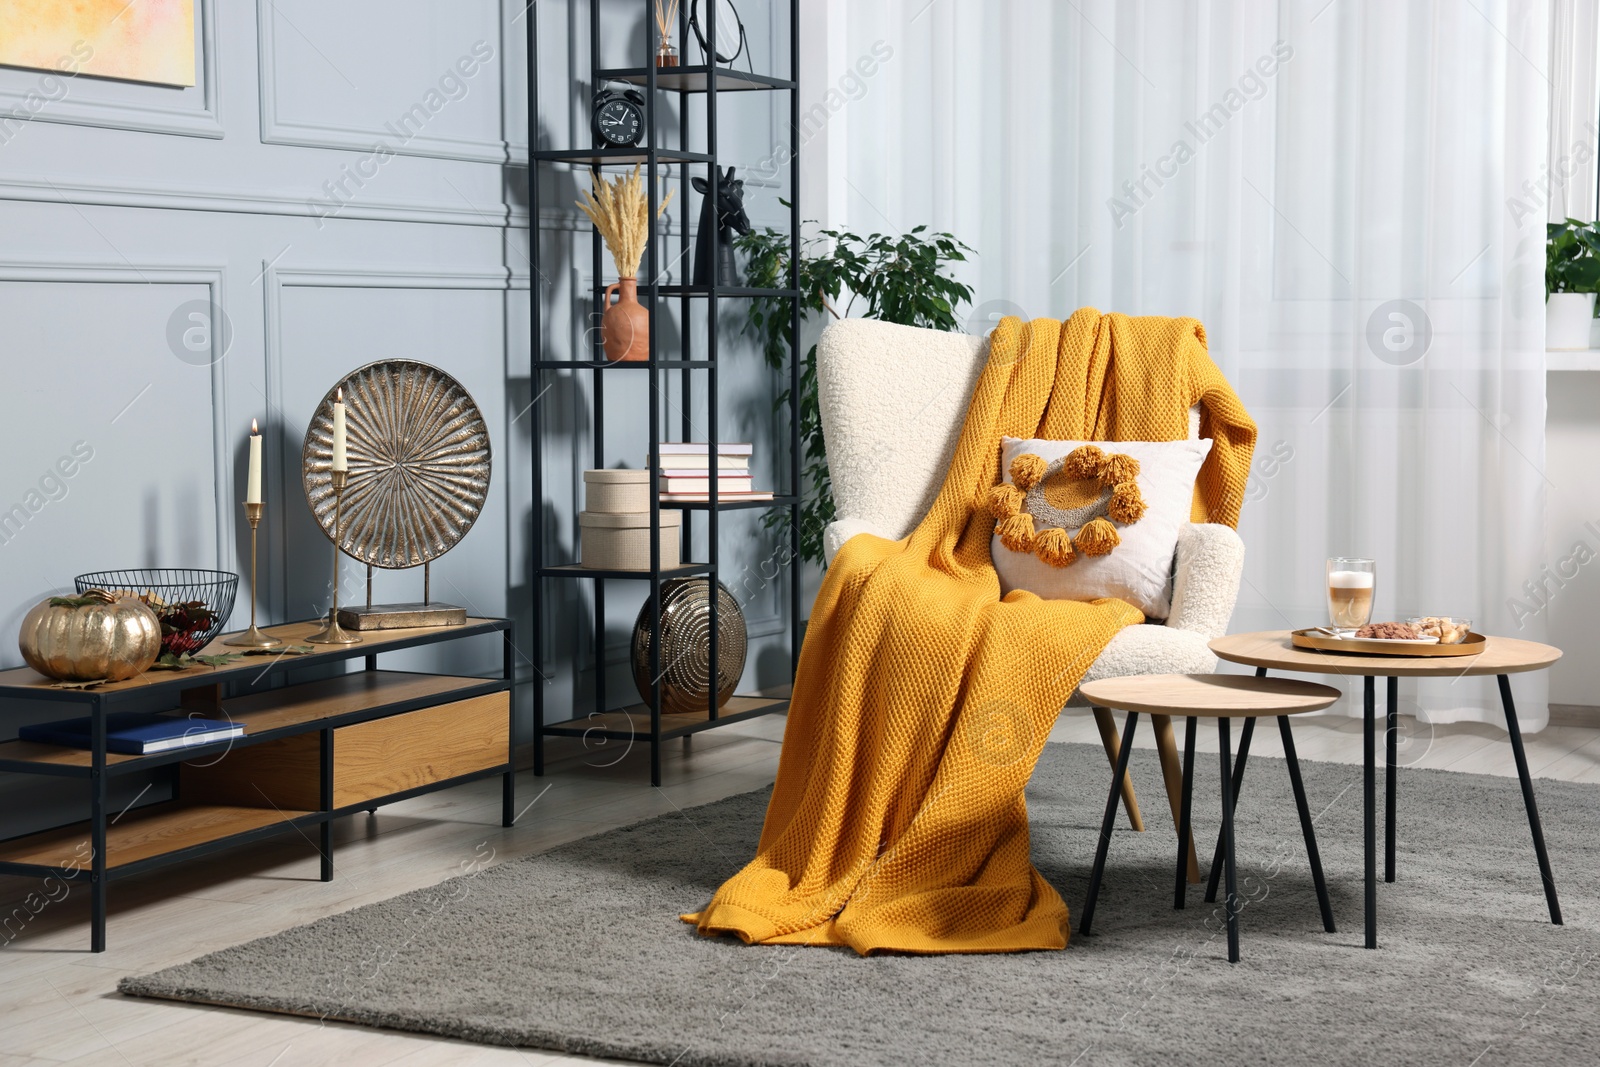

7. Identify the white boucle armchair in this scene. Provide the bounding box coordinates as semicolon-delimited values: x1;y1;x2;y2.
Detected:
816;319;1245;862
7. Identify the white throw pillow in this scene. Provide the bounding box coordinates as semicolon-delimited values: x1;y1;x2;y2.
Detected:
990;437;1214;618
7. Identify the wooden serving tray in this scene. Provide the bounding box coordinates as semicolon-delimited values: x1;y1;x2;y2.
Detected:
1289;629;1487;658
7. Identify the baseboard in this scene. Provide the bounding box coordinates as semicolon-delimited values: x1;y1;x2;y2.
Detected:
1549;704;1600;728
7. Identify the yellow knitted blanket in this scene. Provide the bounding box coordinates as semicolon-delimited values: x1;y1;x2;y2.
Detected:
686;310;1256;954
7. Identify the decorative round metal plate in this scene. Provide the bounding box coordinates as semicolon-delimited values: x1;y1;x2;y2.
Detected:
632;578;747;715
302;360;491;569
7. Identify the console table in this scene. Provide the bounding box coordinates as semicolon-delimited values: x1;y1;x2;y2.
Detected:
0;617;514;952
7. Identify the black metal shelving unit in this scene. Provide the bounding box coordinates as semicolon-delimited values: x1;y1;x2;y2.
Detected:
529;1;801;785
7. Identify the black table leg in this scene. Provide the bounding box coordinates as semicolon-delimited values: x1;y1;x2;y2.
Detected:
1364;675;1376;949
1386;676;1398;883
1174;715;1197;910
1218;716;1241;963
1497;674;1563;925
1204;716;1254;903
1081;712;1139;936
503;624;516;828
319;727;334;882
90;694;107;953
1280;715;1336;932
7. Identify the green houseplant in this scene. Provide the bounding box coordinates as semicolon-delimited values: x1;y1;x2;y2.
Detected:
740;220;975;564
1547;218;1600;350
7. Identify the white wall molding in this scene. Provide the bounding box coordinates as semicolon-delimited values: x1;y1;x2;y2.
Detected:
262;116;526;168
268;266;528;290
0;0;222;140
256;2;522;166
262;264;524;614
0;260;224;286
0;175;529;228
0;259;233;572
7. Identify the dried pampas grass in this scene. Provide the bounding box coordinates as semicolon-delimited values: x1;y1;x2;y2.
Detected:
576;166;674;280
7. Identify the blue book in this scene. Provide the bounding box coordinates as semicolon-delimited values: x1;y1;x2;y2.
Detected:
19;713;244;755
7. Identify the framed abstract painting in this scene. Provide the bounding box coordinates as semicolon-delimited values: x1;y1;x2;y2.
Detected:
0;0;196;88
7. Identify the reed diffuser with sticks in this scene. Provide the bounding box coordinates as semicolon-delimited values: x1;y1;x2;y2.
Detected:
654;0;680;67
577;166;675;362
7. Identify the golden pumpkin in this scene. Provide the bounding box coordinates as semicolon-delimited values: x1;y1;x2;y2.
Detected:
18;589;162;682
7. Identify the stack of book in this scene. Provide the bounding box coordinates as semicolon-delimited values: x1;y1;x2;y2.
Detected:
654;442;773;502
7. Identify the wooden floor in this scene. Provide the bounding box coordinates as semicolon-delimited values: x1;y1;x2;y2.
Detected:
2;707;1598;1067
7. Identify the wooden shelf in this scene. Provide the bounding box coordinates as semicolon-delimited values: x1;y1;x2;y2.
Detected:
655;285;800;298
181;692;509;813
0;618;505;700
542;694;788;741
597;66;796;93
531;147;710;166
215;670;498;736
667;495;794;510
541;563;712;580
0;740;144;769
0;802;311;872
535;359;713;370
0;671;498;773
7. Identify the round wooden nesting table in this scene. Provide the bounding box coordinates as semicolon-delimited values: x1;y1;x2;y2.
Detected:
1077;674;1342;964
1209;631;1566;950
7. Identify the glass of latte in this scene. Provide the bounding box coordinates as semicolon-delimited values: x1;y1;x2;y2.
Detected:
1326;558;1375;632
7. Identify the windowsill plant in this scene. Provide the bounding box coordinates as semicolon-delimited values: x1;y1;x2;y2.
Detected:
1547;217;1600;350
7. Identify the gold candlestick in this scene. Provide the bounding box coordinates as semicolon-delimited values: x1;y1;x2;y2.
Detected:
308;469;361;645
224;502;283;648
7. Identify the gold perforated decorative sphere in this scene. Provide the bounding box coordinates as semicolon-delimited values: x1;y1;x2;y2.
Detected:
631;579;747;715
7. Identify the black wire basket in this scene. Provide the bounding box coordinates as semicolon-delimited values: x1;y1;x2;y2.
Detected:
74;568;238;656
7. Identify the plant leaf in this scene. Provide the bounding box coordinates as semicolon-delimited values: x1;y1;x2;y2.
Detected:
47;595;108;609
742;220;976;564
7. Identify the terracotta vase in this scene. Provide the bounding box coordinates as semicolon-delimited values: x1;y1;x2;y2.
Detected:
602;278;651;362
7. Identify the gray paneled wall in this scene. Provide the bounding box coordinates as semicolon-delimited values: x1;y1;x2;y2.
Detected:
0;1;528;837
0;0;803;832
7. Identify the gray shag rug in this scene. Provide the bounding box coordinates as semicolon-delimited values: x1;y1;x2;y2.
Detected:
120;742;1600;1066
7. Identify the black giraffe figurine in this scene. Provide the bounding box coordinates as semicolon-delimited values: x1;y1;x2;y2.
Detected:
691;165;752;287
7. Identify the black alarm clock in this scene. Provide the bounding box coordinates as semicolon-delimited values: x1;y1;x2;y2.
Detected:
593;87;645;148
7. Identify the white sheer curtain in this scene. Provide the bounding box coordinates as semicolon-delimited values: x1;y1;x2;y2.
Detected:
804;0;1550;727
1548;0;1600;221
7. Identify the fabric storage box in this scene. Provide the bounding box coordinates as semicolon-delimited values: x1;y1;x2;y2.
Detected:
584;469;651;513
579;510;682;570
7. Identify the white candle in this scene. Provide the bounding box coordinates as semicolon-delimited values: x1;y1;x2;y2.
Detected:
246;418;263;504
331;389;348;472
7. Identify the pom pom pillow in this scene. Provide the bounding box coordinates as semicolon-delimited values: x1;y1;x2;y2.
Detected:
988;436;1214;618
